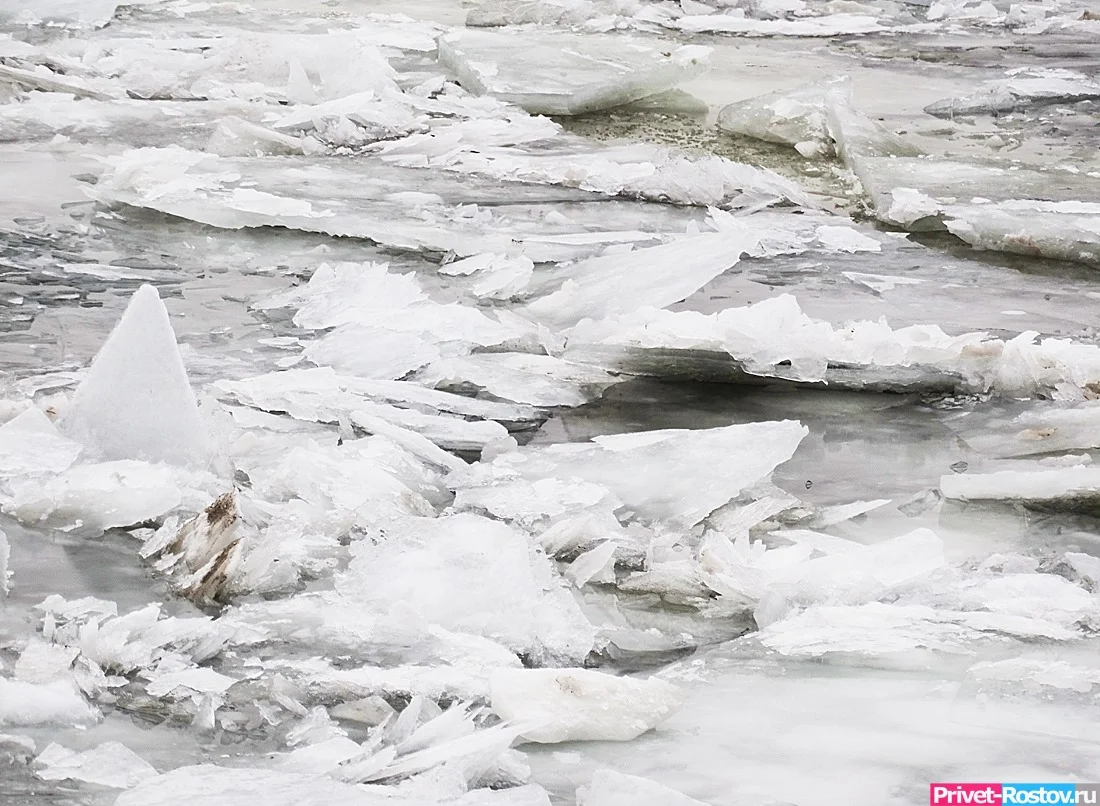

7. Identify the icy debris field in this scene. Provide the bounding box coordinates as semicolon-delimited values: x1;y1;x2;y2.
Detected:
1;0;1100;804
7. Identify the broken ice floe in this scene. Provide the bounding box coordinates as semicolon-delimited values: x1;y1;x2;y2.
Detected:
34;741;158;789
562;294;1100;396
941;466;1100;513
0;678;97;727
451;420;808;531
437;29;709;116
522;231;764;330
717;75;852;159
215;367;535;453
490;668;681;743
925;68;1100;117
717;77;1100;266
417;354;621;408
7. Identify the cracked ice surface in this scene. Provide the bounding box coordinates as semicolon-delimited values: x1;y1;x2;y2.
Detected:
1;0;1100;804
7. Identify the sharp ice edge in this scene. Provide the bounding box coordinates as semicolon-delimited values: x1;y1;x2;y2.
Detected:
563;294;1100;397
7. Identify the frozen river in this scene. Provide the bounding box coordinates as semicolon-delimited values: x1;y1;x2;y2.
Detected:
1;1;1099;805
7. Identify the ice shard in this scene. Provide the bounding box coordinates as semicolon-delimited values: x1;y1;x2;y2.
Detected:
437;29;710;116
59;285;209;467
523;232;764;331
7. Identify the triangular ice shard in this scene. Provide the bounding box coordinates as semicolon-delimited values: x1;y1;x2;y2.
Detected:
60;285;209;467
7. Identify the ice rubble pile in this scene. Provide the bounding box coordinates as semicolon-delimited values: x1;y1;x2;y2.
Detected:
3;4;1100;804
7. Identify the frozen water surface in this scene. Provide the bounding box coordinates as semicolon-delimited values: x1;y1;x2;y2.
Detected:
1;0;1099;804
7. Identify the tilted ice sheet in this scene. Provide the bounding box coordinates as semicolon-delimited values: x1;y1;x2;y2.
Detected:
436;29;710;115
523;232;765;330
90;147;710;261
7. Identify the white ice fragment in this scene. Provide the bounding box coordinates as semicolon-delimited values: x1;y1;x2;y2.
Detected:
925;69;1100;117
35;741;157;789
0;679;96;726
717;76;851;156
579;770;710;806
303;327;440;381
968;658;1100;694
420;353;621;408
258;263;426;331
940;467;1100;509
524;233;760;330
565;540;619;587
815;225;881;253
437;29;710;116
337;514;595;664
884;188;942;227
278;736;364;774
565;293;1100;396
5;460;183;532
459;421;807;529
59;285;209;467
842;272;924;294
145;667;238;698
207;117;303;157
490;668;682;743
0;406;83;476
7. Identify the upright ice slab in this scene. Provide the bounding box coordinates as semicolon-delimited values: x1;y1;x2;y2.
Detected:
717;76;852;158
60;285;209;467
437;29;710;116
